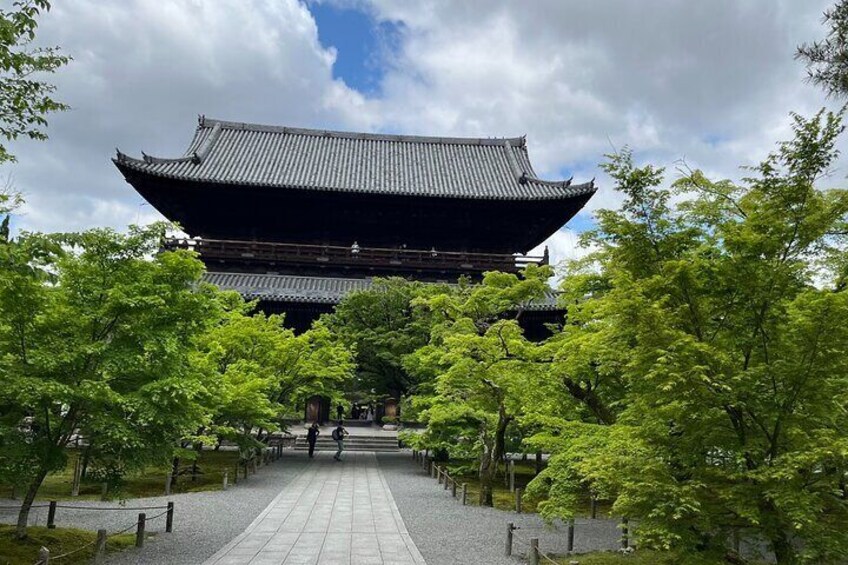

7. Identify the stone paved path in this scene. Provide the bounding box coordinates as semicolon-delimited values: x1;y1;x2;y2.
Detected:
204;452;426;565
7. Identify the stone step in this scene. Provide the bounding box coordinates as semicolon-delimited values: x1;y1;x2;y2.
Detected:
294;437;399;452
294;445;399;452
295;436;398;443
295;441;399;448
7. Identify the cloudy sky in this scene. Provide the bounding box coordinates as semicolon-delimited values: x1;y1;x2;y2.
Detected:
5;0;843;264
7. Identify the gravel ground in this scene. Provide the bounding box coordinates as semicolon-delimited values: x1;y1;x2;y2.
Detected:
377;452;624;565
0;452;309;565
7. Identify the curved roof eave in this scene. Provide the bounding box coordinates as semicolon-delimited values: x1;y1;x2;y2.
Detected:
114;156;597;202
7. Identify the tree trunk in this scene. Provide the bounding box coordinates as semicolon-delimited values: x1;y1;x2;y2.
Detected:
535;450;543;475
15;469;48;539
563;376;616;425
478;409;511;507
191;443;202;482
170;457;180;489
771;530;795;564
80;445;91;479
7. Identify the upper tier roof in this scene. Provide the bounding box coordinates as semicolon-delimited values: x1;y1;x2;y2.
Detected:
114;116;594;201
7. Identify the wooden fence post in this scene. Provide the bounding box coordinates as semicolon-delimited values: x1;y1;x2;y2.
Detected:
437;467;443;485
529;538;539;565
505;522;514;556
443;474;449;491
93;529;107;564
222;470;229;491
47;500;57;529
451;479;457;498
136;513;146;548
515;487;523;514
621;517;629;549
164;473;172;496
509;460;515;493
166;501;174;533
461;483;468;505
590;496;597;519
567;519;575;552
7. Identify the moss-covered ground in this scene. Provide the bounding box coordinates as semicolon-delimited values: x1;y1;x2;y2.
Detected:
0;524;136;565
1;449;241;501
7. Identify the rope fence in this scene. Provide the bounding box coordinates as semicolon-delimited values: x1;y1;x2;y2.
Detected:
411;449;635;564
29;501;177;564
8;443;290;564
509;525;563;565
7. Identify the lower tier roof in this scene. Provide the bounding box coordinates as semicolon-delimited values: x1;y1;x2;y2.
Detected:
203;271;562;311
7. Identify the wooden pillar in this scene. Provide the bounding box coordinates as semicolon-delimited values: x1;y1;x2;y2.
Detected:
529;538;539;565
136;513;146;548
166;501;174;533
47;501;57;529
93;530;107;564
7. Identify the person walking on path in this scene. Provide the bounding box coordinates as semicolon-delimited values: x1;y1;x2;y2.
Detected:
336;403;344;422
332;422;349;461
306;421;320;458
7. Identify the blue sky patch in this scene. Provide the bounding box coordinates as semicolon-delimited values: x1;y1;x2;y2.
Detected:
308;2;402;96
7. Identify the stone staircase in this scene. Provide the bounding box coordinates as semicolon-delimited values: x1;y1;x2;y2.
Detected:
294;429;399;453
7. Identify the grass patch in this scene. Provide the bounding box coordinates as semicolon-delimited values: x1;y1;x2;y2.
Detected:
1;449;240;501
0;524;135;565
554;550;686;564
552;549;769;565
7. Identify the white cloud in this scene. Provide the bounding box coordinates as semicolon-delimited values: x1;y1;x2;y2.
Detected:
5;0;845;267
9;0;363;234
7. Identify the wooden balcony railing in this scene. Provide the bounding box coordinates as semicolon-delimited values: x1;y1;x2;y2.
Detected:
163;238;546;274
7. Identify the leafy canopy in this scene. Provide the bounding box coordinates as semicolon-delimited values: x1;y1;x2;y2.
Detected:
0;224;224;536
0;1;69;163
527;110;848;564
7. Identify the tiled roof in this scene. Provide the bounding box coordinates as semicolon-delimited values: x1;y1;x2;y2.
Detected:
203;272;562;311
114;117;595;201
204;272;371;304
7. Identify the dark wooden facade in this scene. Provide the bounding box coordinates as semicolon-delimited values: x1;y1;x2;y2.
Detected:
115;118;594;334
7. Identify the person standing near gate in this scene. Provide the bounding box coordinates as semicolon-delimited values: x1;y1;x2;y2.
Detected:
306;421;320;459
332;422;349;461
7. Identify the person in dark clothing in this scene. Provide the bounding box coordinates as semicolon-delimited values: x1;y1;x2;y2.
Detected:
306;421;320;458
336;403;344;421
